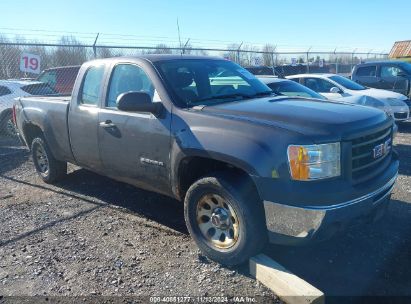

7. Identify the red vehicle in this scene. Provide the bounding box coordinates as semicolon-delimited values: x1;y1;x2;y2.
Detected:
36;65;80;95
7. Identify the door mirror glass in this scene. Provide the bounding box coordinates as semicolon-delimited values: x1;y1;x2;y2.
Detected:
330;86;341;94
117;91;160;115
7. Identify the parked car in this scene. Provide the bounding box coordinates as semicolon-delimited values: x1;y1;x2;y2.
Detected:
37;65;80;95
351;61;411;100
288;73;410;122
0;80;57;136
15;55;398;265
257;76;327;99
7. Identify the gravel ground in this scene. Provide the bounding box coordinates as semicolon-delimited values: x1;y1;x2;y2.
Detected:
0;137;279;303
1;123;410;303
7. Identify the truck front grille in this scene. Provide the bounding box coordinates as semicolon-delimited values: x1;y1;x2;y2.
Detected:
351;126;392;182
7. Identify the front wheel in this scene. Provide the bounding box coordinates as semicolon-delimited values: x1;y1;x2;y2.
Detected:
31;137;67;183
184;173;267;266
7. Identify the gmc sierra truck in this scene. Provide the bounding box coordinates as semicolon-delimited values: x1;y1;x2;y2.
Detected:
14;55;399;265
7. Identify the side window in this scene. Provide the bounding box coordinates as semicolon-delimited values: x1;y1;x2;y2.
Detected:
356;66;376;77
0;85;12;97
107;64;159;108
80;65;105;105
381;66;402;77
304;78;335;93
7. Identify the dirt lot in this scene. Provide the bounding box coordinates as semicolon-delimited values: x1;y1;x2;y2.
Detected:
1;123;411;303
0;137;279;303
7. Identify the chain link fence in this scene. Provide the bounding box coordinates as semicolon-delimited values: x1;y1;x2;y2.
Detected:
0;41;389;147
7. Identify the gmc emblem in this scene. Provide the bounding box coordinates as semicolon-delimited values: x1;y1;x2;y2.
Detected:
373;138;391;159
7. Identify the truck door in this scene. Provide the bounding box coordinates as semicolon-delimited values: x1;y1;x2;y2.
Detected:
379;64;409;95
68;64;106;171
97;63;171;194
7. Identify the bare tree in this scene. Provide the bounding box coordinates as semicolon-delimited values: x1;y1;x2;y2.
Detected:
262;44;276;66
0;35;21;79
53;36;88;66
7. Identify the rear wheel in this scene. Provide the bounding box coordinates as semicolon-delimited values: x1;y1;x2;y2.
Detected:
31;137;67;183
184;173;267;266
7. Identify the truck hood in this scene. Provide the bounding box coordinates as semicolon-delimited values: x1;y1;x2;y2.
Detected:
199;96;389;142
345;87;408;101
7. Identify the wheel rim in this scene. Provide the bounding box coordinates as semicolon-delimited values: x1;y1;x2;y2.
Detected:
196;194;240;250
34;143;49;174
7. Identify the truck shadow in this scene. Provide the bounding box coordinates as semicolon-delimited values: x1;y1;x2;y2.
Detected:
264;198;411;300
397;122;411;134
59;168;188;234
395;144;411;176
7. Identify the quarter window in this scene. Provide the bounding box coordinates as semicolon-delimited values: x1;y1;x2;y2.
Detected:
106;64;159;108
80;65;105;105
356;66;377;77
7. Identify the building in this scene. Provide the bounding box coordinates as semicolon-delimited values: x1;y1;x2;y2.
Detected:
389;40;411;62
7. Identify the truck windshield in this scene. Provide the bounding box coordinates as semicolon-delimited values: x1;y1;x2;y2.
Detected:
154;59;273;107
329;75;366;91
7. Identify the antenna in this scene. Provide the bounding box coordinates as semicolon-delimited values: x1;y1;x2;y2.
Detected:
177;18;183;55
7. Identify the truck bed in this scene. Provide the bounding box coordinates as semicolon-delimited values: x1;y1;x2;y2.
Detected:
17;95;75;163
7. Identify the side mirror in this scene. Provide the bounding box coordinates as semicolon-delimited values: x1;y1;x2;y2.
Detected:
330;87;341;94
117;92;161;115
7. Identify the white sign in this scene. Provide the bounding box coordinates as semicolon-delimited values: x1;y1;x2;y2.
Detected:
20;52;41;74
319;59;324;68
291;58;297;66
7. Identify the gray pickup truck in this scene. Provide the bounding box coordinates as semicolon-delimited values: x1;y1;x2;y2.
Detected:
14;55;399;265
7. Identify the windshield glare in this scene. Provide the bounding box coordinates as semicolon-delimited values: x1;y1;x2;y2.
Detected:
154;59;272;107
329;75;366;90
267;80;326;100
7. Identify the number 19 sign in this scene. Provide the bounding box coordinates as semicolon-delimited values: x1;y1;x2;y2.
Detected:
20;52;41;74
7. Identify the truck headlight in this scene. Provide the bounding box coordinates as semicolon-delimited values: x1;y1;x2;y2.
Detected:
287;143;341;181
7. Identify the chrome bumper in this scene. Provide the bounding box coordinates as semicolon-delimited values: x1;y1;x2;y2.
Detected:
264;174;397;245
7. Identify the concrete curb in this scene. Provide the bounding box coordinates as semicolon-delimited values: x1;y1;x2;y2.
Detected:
250;254;324;304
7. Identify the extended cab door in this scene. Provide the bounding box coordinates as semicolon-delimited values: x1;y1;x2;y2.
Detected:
97;63;171;194
68;63;107;171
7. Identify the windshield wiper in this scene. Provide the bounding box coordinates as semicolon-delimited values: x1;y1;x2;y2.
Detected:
246;90;275;98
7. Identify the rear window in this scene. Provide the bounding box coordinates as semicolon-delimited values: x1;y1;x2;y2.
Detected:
355;66;376;77
0;85;12;96
21;83;57;95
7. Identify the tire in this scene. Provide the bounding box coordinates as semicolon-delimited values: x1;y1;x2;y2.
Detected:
0;110;17;137
31;137;67;183
184;172;267;266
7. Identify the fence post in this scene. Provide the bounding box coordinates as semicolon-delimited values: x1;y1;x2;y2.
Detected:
92;33;99;59
237;42;243;65
182;38;190;54
306;47;312;73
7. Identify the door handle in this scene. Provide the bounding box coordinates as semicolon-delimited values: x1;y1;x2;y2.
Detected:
99;120;116;128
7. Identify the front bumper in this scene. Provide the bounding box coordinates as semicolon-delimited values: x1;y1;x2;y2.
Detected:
263;173;397;245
